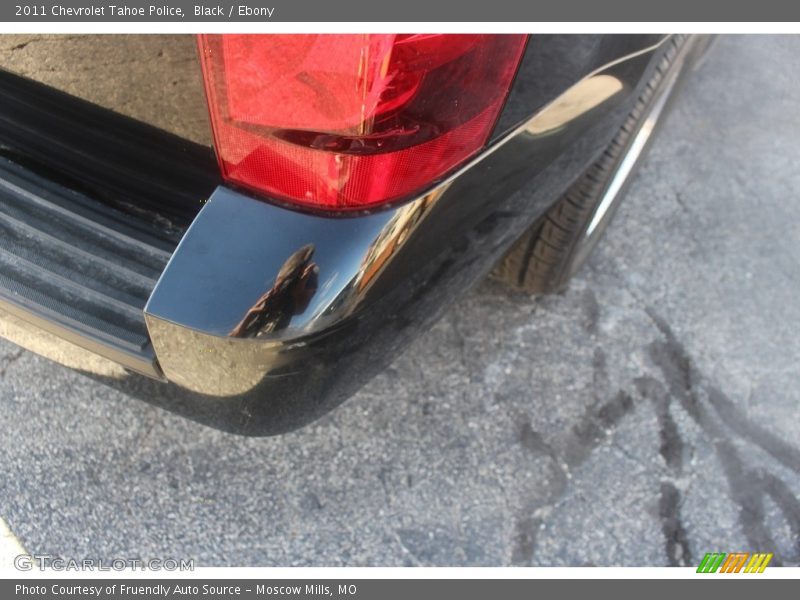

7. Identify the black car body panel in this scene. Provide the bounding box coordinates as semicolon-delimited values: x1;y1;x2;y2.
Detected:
0;34;707;434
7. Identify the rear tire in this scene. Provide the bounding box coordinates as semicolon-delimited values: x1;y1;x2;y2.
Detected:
491;35;690;294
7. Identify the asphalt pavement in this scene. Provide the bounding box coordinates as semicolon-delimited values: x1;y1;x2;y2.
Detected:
1;35;799;567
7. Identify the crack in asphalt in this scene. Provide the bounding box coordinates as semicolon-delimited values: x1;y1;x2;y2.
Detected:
510;288;645;566
0;349;23;378
634;376;692;566
657;481;692;567
645;308;800;566
512;383;636;565
508;283;800;567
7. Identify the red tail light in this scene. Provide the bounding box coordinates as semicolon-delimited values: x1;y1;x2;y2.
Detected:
197;34;527;211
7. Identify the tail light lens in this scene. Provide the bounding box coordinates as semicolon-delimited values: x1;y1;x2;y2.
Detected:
198;34;527;211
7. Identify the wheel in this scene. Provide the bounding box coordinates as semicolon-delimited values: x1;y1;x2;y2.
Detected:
491;35;691;294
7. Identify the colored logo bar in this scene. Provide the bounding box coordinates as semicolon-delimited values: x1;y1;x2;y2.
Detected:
697;552;773;573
